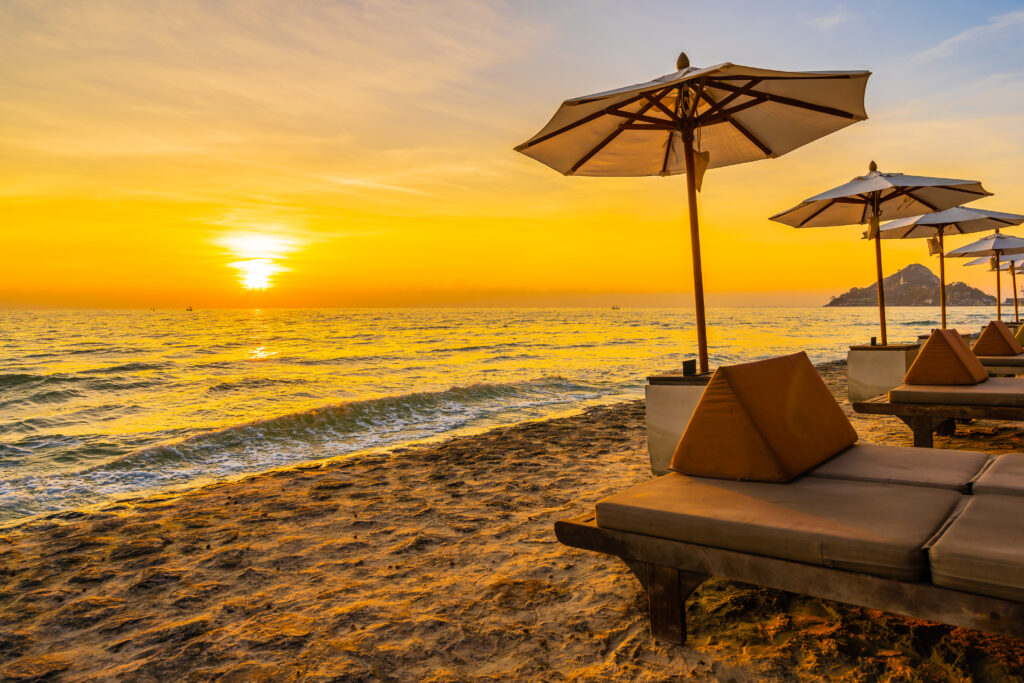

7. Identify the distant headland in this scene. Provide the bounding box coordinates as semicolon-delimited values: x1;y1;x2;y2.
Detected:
825;263;995;307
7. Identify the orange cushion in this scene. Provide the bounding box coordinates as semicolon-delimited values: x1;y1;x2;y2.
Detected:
905;329;988;385
670;352;857;482
973;321;1024;357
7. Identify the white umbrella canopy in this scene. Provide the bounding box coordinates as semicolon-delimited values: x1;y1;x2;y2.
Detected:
877;207;1024;327
516;61;870;177
769;163;991;344
947;233;1024;322
516;53;870;373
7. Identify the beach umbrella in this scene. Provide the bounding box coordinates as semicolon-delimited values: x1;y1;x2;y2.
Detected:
515;53;870;374
947;233;1024;322
769;163;990;344
965;252;1024;324
877;207;1024;328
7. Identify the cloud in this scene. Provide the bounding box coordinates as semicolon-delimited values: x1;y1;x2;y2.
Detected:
915;9;1024;62
808;3;851;31
320;175;429;196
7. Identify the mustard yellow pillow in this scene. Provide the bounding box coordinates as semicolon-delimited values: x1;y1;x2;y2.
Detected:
670;352;857;482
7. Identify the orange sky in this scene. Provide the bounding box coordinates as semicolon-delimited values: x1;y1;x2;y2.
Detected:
2;1;1023;308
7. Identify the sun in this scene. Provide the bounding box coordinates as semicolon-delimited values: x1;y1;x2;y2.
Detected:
216;230;300;291
229;258;285;290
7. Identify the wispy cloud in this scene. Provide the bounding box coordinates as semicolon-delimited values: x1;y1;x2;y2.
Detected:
915;9;1024;61
320;176;430;196
808;3;851;31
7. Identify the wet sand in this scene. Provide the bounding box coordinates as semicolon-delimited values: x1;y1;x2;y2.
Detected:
3;361;1024;681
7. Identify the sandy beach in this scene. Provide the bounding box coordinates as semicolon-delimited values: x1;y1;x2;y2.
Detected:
3;360;1024;682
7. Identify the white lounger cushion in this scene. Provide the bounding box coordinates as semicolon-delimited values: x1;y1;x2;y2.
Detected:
595;473;961;581
806;444;990;492
972;453;1024;496
930;494;1024;602
889;377;1024;406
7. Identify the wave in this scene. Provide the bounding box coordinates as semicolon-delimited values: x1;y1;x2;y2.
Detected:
80;361;171;374
108;375;597;469
205;377;303;393
0;372;81;390
0;376;609;523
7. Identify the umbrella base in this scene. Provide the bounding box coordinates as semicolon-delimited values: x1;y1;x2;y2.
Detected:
645;371;713;476
847;344;921;402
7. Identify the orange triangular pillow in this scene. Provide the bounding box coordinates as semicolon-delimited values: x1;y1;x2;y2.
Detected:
670;352;857;482
904;329;988;385
973;321;1024;357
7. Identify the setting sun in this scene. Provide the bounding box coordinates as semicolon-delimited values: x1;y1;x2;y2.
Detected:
216;231;300;290
229;258;286;290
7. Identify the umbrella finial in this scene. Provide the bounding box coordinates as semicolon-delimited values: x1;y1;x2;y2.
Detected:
676;52;690;70
869;160;877;172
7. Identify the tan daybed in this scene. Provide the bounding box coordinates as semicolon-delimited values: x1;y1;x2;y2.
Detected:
854;328;1024;446
556;352;1024;644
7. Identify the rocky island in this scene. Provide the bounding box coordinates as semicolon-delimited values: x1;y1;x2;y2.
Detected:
825;263;995;306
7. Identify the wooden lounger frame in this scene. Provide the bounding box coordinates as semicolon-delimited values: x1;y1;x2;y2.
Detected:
852;395;1024;447
555;513;1024;644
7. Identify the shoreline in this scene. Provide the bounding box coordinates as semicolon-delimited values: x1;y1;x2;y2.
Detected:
3;360;1024;680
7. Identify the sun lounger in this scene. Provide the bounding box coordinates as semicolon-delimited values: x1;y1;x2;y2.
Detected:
556;352;1024;644
852;394;1024;447
973;321;1024;375
853;329;1024;446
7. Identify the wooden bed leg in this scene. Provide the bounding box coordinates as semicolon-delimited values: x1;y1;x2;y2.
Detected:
935;418;956;437
899;415;935;447
646;563;708;645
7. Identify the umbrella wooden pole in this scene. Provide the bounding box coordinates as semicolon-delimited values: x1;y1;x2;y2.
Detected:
938;232;947;329
1014;266;1019;324
996;253;1002;321
682;135;709;374
871;194;887;345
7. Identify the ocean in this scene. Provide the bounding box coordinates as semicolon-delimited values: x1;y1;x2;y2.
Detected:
0;306;1000;524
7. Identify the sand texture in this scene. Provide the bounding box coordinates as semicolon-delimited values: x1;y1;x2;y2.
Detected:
3;361;1024;681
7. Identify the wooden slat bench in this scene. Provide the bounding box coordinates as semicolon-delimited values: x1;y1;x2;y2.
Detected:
555;513;1024;645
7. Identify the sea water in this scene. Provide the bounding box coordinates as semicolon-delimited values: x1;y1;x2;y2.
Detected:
0;306;999;523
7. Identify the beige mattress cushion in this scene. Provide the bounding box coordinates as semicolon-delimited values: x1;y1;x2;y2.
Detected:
806;443;990;492
972;453;1024;496
929;494;1024;602
889;377;1024;406
978;355;1024;367
595;473;961;581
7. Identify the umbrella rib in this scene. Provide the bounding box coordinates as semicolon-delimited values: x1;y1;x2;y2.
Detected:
899;189;939;212
698;88;772;156
568;96;662;173
712;74;860;81
726;114;772;156
642;92;682;126
696;78;763;124
660;130;675;175
935;184;990;196
606;110;676;127
707;79;860;119
797;198;840;227
690;81;704;119
515;85;674;151
700;97;766;125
